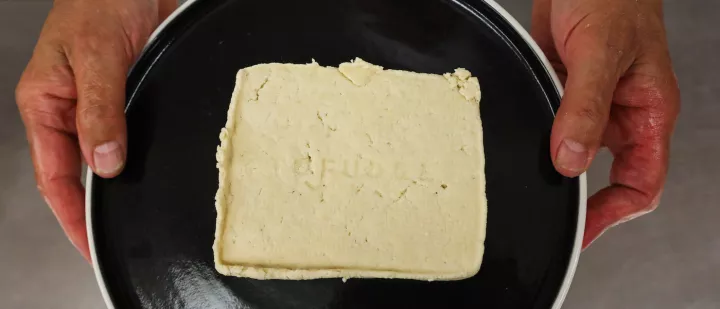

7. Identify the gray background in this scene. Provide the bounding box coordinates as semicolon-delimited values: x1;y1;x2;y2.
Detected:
0;0;717;308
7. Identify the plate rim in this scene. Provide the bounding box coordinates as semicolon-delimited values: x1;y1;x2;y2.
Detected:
85;0;587;308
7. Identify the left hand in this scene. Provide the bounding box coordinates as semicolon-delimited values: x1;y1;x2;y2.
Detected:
530;0;680;248
15;0;177;261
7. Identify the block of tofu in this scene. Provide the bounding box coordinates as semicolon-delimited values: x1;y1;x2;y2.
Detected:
213;58;486;281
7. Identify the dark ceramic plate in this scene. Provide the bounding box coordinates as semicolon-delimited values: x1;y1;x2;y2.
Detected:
86;0;585;308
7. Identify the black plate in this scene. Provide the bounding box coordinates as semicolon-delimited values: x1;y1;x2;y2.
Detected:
89;0;582;308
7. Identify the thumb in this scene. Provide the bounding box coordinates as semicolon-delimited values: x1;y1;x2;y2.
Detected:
551;34;632;177
72;37;131;178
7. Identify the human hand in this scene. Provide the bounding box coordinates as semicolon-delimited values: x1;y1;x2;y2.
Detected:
530;0;680;248
15;0;176;261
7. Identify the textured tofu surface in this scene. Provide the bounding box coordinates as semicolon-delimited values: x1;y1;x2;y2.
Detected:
214;59;486;281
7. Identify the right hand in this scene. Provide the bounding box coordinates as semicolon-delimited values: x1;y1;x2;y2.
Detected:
531;0;680;247
15;0;176;261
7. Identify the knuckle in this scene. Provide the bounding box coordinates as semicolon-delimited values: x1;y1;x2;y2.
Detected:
644;192;663;212
14;77;77;131
72;27;129;63
637;73;681;115
15;86;50;123
21;105;76;133
627;194;660;217
15;78;39;106
73;28;103;52
78;103;120;123
575;105;604;126
644;202;659;212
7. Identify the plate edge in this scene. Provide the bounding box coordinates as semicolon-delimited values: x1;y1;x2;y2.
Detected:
477;1;587;308
85;1;202;308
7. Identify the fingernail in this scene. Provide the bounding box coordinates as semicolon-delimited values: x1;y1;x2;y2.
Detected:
93;141;124;174
556;139;588;173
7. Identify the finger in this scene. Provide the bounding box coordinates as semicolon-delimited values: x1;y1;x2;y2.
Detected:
550;54;616;177
16;48;91;261
583;144;665;248
35;136;91;262
583;69;679;248
550;17;636;177
71;34;130;178
584;187;660;248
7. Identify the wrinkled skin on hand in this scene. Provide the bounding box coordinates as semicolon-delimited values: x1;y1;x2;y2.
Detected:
15;0;176;260
531;0;680;248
